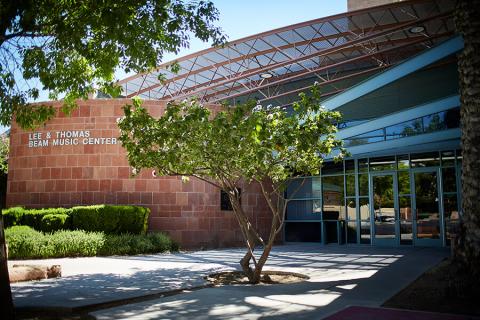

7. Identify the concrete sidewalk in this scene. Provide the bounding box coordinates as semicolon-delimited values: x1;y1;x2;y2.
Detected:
11;244;449;319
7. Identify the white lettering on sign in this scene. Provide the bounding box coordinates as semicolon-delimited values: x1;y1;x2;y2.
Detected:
27;130;118;148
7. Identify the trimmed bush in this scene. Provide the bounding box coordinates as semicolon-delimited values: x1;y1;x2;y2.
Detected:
40;214;71;233
2;205;149;235
5;226;177;259
71;205;149;234
2;207;24;227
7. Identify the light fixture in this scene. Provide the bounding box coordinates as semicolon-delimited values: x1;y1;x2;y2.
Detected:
260;72;273;79
408;26;425;34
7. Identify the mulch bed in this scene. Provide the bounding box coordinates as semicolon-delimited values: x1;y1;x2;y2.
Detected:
205;270;309;285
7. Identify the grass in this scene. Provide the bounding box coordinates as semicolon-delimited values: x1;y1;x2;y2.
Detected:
5;226;179;259
383;258;480;316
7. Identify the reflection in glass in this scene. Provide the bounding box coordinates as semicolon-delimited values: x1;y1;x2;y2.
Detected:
285;222;321;242
398;171;410;195
399;195;412;245
399;196;412;220
286;200;322;220
370;156;395;171
358;158;368;172
373;175;395;240
344;129;384;147
346;198;357;220
415;171;440;239
321;161;343;175
286;178;307;199
442;167;456;193
385;118;423;139
397;154;410;169
345;160;355;174
346;175;355;197
411;152;440;168
441;151;455;166
347;221;357;244
322;175;346;220
423;108;460;133
359;174;369;196
360;221;371;244
445;219;460;245
359;197;369;220
443;193;459;220
400;220;413;245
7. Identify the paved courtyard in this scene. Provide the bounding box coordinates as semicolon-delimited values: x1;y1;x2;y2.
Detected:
10;244;449;319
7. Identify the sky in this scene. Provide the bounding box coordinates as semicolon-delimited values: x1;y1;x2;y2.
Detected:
1;1;347;134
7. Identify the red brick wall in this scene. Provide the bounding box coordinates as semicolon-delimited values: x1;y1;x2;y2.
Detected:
7;99;273;248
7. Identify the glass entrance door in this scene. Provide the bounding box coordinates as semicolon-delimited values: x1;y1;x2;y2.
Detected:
412;168;443;246
370;173;398;246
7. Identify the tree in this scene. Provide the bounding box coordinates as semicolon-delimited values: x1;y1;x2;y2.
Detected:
0;0;225;129
0;1;225;318
118;85;345;284
454;0;480;275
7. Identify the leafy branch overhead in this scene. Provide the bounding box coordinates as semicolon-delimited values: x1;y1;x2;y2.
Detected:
119;85;344;188
0;0;226;129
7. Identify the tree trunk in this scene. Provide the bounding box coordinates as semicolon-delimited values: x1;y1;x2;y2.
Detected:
229;188;281;284
0;216;15;319
454;0;480;275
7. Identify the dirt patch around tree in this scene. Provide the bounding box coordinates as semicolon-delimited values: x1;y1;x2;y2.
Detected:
205;270;309;285
383;258;480;316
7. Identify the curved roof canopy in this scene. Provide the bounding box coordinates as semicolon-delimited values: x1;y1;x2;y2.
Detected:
117;0;454;106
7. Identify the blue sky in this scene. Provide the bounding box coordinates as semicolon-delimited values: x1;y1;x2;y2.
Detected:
2;1;347;134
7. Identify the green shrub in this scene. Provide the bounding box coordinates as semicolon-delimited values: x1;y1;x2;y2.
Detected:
40;214;71;232
71;205;149;235
5;226;177;259
3;205;149;235
5;226;49;259
47;230;104;257
2;207;25;227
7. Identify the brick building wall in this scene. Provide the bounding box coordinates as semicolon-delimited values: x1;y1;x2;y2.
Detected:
7;99;273;248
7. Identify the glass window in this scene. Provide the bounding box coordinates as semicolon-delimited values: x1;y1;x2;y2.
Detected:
445;107;460;129
369;156;395;171
399;196;412;220
286;200;322;220
385;118;423;140
344;129;384;147
358;158;368;172
397;154;410;169
285;222;321;242
358;174;369;196
423;113;447;133
398;171;410;195
346;221;358;244
424;108;460;133
346;175;355;197
345;160;355;174
442;167;457;193
322;175;345;220
321;161;343;175
360;220;371;244
411;152;440;167
346;198;357;220
441;151;455;167
286;177;321;199
456;149;462;166
443;193;459;220
359;197;370;220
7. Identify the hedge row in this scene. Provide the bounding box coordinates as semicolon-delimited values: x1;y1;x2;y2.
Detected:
5;226;179;259
2;205;150;235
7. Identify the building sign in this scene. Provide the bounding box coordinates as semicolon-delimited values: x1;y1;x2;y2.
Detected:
28;130;117;148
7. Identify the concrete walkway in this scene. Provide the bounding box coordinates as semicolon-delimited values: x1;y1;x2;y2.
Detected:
10;244;449;319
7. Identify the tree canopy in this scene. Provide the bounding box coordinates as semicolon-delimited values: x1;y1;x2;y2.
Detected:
0;0;225;129
118;85;345;283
